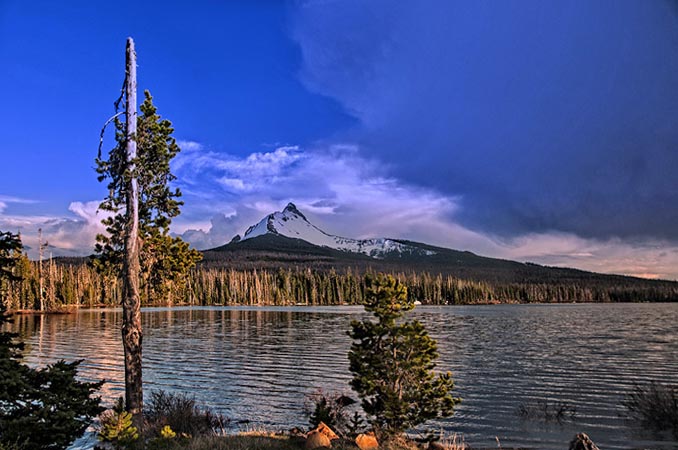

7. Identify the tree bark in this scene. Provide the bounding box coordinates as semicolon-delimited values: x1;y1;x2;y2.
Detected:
38;228;44;311
123;36;143;430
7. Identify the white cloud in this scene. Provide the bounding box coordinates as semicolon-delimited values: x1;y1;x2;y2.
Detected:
169;142;678;280
494;233;678;280
0;195;39;214
3;144;678;281
0;197;106;258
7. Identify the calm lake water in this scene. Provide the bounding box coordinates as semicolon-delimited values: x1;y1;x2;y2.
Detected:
7;303;678;449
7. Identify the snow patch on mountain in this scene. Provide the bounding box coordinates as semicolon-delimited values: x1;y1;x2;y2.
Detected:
239;203;436;259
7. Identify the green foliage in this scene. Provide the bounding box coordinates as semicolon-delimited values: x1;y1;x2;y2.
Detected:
0;303;103;450
98;397;139;448
0;231;22;307
0;306;23;363
141;232;202;305
347;411;367;437
0;232;22;278
307;391;356;435
309;395;337;430
94;91;201;304
348;274;460;438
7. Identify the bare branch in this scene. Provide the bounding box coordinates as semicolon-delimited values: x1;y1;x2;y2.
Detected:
114;76;126;113
98;112;125;159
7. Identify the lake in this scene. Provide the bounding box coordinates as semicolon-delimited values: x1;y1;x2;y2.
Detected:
7;303;678;449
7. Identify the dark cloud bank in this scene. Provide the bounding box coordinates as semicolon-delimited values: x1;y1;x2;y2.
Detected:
292;0;678;242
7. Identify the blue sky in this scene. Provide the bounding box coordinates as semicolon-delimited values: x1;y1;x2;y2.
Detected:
1;0;678;280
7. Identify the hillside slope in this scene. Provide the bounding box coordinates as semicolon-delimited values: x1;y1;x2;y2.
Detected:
205;233;674;291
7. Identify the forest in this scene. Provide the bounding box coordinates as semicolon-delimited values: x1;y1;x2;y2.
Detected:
2;255;677;312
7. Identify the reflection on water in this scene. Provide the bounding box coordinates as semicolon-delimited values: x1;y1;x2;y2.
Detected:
7;304;678;449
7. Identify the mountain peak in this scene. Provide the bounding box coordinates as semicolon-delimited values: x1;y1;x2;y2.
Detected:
283;202;307;221
236;203;437;259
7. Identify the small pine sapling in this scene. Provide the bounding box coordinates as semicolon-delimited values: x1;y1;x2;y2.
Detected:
97;397;139;449
348;274;460;438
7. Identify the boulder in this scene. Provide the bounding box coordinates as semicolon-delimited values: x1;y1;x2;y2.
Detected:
356;432;379;450
568;433;599;450
305;430;331;449
315;422;339;440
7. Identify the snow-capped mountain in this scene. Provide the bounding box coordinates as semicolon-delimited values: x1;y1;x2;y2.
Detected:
234;203;436;259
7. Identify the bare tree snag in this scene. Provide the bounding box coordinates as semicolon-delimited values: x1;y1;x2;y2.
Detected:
123;36;143;429
38;228;44;312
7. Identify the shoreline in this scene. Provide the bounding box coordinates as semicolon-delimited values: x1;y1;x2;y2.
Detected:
9;297;674;316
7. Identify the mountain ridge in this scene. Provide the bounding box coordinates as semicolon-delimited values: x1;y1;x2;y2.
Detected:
205;204;677;287
233;202;437;259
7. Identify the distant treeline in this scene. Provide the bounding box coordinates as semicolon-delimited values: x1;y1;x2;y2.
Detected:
2;258;678;312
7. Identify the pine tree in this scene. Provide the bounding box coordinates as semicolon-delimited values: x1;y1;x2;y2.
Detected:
348;274;460;438
94;90;202;304
0;264;103;449
95;46;201;426
0;231;22;308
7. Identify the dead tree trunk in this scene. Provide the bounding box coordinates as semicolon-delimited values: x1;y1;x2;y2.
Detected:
122;36;143;429
38;228;44;311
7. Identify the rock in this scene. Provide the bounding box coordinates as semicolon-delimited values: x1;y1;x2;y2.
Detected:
289;427;305;437
569;433;600;450
305;430;331;449
428;442;447;450
305;422;339;450
356;432;379;450
315;421;339;440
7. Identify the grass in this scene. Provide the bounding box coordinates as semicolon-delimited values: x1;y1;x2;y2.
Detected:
146;432;543;450
432;433;467;450
139;433;424;450
159;434;302;450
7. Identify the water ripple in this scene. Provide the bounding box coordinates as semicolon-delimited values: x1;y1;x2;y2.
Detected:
6;304;678;450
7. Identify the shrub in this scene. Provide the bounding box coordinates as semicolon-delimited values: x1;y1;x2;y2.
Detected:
623;382;678;437
145;390;229;437
348;274;460;438
306;390;357;436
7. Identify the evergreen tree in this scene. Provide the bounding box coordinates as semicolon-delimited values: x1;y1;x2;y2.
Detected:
0;231;22;307
94;90;201;304
0;266;103;449
348;274;459;438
